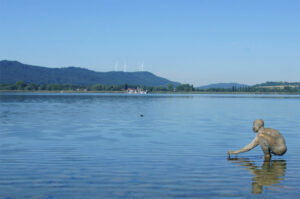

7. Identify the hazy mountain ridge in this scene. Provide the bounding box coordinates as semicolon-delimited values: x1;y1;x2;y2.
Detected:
254;81;300;87
197;83;249;89
0;60;180;87
198;81;300;90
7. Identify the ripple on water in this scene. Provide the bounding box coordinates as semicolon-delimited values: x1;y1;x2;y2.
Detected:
1;93;300;198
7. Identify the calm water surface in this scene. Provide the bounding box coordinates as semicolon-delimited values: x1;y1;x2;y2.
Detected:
0;93;300;199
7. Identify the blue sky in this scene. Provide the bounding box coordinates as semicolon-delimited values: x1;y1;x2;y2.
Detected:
0;0;299;86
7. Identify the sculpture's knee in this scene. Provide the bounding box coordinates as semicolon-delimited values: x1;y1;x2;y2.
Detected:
272;146;287;156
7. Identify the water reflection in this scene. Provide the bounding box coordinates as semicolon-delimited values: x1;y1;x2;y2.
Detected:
228;158;286;194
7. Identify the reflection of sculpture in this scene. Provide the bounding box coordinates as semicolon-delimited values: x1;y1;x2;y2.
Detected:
228;119;287;161
228;158;286;194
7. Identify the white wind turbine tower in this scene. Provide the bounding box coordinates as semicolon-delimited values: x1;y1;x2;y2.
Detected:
141;63;144;72
123;63;127;72
138;62;145;72
138;63;141;71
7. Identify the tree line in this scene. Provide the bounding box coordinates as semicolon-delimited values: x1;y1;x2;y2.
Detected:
0;81;195;92
198;85;299;93
0;81;299;93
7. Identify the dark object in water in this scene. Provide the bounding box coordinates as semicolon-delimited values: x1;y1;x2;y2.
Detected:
140;114;144;117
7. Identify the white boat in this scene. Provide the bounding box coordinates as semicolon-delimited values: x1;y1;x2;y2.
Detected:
127;87;148;94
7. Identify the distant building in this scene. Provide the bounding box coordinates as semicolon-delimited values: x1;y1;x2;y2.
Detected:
127;87;148;94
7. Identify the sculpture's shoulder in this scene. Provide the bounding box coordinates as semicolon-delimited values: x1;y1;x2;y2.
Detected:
262;128;282;137
264;128;279;133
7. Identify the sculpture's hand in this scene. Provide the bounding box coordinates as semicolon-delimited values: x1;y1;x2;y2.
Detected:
228;136;260;156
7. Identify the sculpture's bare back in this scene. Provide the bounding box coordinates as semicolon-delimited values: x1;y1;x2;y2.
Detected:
228;119;287;161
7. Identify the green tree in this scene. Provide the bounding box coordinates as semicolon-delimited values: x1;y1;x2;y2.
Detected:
92;84;103;91
176;84;194;92
16;80;26;90
46;84;62;90
168;84;174;91
25;83;37;90
38;85;46;90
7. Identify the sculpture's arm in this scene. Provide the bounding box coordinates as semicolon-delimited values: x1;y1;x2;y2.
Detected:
228;136;259;155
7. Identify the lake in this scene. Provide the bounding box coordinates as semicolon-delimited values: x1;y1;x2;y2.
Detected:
0;92;300;199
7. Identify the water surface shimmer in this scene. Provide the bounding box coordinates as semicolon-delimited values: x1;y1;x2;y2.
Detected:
0;93;300;199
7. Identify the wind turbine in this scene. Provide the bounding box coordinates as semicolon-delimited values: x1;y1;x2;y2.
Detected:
123;62;127;72
141;63;144;72
138;62;145;72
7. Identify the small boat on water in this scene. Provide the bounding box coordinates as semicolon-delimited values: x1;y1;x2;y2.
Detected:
127;87;148;94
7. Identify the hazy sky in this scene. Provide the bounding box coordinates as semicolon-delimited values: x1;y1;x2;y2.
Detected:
0;0;299;86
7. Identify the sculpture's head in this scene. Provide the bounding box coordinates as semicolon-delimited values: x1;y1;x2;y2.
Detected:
253;119;264;132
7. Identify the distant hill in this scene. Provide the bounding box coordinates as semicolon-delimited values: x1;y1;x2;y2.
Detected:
254;81;300;87
198;83;249;89
0;60;180;87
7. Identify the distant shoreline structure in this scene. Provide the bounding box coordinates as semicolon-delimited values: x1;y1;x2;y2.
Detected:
1;90;300;96
127;87;148;94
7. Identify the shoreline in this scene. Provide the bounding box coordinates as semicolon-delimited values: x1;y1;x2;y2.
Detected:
1;90;300;95
0;90;125;93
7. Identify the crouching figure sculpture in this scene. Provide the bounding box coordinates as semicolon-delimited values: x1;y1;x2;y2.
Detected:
228;119;287;161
